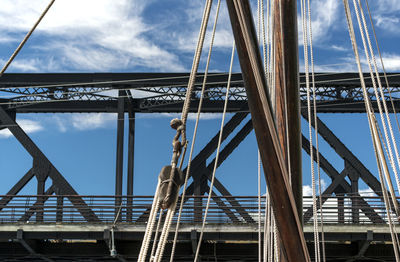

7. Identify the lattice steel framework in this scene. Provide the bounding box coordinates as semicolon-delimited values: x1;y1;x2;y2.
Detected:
1;72;400;113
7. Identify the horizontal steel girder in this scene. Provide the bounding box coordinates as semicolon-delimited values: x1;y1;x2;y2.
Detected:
1;72;400;113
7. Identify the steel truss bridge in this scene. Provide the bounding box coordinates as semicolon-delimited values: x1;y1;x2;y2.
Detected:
1;72;400;261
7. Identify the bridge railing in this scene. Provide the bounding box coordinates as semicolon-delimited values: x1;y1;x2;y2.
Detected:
0;195;397;224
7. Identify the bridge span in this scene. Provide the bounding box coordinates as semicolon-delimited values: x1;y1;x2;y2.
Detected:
0;195;397;261
1;72;400;260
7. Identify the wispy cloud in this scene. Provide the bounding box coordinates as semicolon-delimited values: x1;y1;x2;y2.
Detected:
70;113;116;131
367;0;400;33
375;15;400;33
0;58;59;72
0;0;185;72
380;53;400;71
0;119;43;138
298;0;341;46
330;45;348;52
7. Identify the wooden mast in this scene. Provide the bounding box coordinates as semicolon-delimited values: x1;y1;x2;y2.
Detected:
226;1;309;261
273;0;302;224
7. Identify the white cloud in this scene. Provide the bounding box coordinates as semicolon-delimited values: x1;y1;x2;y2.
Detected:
0;0;185;72
375;0;400;13
358;188;377;197
303;179;327;197
303;185;313;196
52;115;67;133
0;119;43;138
380;53;400;71
375;15;400;33
330;45;348;52
0;35;18;43
316;52;400;72
367;0;400;33
161;0;234;53
298;0;340;46
0;58;57;72
71;113;116;130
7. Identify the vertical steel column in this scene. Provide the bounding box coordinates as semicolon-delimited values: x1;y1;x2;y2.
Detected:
115;90;125;216
56;187;63;223
273;0;302;223
337;190;345;224
193;161;206;223
34;159;46;223
126;110;135;222
351;181;359;223
347;163;360;223
36;175;45;223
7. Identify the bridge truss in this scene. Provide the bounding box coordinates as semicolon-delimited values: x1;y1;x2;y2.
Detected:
0;72;400;261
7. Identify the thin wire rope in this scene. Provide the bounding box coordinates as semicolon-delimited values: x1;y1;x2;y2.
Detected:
153;205;176;262
357;0;400;196
168;0;222;261
150;209;163;261
180;0;213;130
351;0;400;217
306;0;326;260
0;0;56;77
257;1;262;261
278;0;292;186
263;1;272;260
268;199;273;262
137;181;161;262
151;147;188;262
365;0;400;135
264;178;269;262
374;124;400;260
273;216;279;262
193;41;235;262
258;150;262;262
269;0;275;110
300;0;320;260
348;0;399;217
343;2;400;260
376;124;400;251
261;0;268;82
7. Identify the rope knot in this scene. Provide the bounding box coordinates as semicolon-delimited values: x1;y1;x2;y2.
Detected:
170;118;183;130
170;118;186;154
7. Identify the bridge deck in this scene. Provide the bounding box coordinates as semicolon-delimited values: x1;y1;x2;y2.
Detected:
0;195;397;261
0;224;395;261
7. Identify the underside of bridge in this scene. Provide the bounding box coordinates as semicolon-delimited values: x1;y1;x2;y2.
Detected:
0;225;396;261
1;72;400;261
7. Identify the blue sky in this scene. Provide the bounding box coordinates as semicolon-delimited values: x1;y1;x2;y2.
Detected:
1;0;400;197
